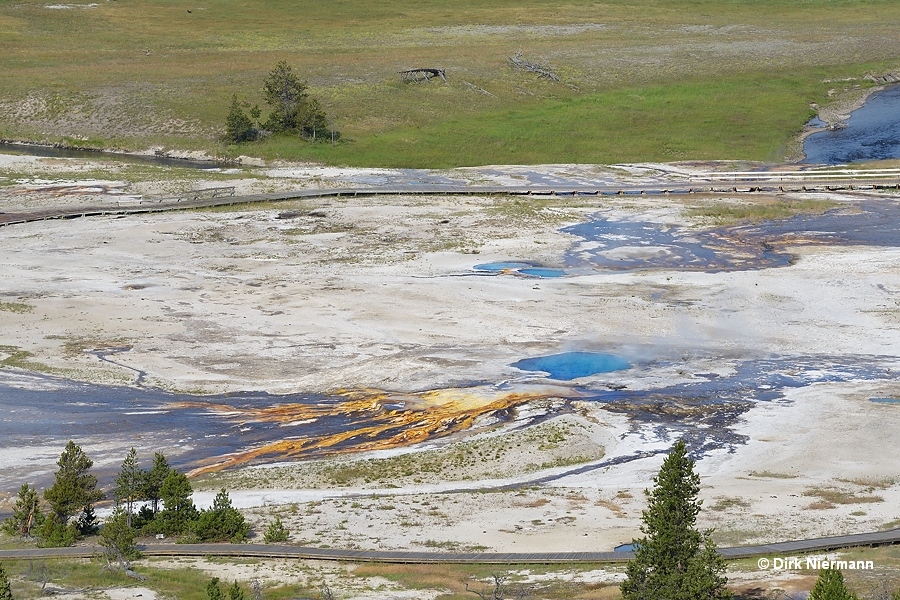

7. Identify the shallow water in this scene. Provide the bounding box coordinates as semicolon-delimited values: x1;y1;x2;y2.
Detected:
476;197;900;278
562;217;764;272
561;200;900;273
870;397;900;404
803;85;900;164
0;142;226;170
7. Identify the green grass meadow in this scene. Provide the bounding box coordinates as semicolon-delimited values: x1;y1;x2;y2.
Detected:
1;0;898;167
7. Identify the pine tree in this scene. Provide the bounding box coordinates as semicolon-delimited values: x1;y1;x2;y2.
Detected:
42;441;103;545
620;439;731;600
158;470;197;535
192;489;249;543
114;447;143;528
684;535;730;599
0;562;13;600
228;581;246;600
207;577;224;600
262;61;309;133
99;507;141;569
143;452;171;515
225;96;258;143
297;97;330;141
36;517;77;548
261;61;330;138
76;504;99;536
2;483;43;538
263;516;289;543
809;568;858;600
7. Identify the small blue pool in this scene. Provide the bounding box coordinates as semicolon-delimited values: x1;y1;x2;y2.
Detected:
518;267;566;278
614;543;637;552
473;262;534;272
870;397;900;404
511;351;631;380
474;262;567;278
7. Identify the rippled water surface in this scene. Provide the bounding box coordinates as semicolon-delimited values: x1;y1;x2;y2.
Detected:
803;85;900;164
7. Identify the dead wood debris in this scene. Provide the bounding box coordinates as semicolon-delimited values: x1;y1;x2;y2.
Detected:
400;68;447;83
508;51;560;82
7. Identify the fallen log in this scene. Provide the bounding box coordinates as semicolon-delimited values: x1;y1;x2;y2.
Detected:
400;68;447;83
508;51;560;81
125;569;147;581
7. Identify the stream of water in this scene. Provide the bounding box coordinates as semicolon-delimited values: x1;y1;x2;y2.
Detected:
803;85;900;164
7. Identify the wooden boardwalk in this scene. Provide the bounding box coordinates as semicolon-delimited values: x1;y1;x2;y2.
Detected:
2;175;900;228
1;527;898;564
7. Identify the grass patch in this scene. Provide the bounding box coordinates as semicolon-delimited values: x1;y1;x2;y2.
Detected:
0;344;126;383
0;346;56;374
0;161;252;190
710;528;769;547
1;0;898;166
837;476;898;490
516;498;551;509
748;470;799;479
0;558;315;600
270;70;886;167
351;562;617;599
686;198;838;225
803;487;884;505
315;433;559;485
53;335;131;357
420;539;489;552
595;499;627;518
709;496;752;512
0;301;33;313
198;419;602;491
881;519;900;531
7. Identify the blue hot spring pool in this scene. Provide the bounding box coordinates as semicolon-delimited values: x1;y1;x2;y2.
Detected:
518;267;566;278
511;351;631;380
474;262;567;278
474;262;534;272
